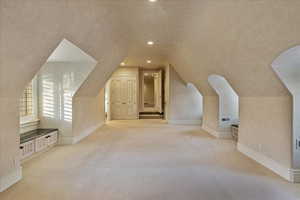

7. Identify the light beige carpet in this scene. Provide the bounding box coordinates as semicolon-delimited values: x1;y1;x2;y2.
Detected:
1;120;300;200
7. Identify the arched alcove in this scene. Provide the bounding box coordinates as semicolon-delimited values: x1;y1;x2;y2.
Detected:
208;74;239;138
37;39;98;144
272;46;300;170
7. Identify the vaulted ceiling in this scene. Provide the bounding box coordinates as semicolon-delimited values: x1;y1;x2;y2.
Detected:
1;0;300;98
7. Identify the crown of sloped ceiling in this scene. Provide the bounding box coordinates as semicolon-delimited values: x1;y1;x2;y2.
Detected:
2;0;299;97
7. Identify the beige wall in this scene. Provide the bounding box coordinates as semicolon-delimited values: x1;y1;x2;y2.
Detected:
0;0;128;189
73;89;105;138
202;95;293;169
168;66;203;122
0;98;20;187
239;97;292;168
1;0;300;189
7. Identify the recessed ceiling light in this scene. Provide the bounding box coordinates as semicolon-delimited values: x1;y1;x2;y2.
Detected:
120;62;125;66
147;60;152;64
149;0;157;2
147;41;154;45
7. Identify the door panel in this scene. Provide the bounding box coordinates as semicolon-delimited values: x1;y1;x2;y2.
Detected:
110;77;137;120
126;79;137;118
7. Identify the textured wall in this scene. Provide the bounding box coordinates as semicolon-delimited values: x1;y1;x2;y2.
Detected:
73;90;105;138
168;0;299;97
239;97;292;168
1;0;300;189
0;0;129;186
166;0;297;172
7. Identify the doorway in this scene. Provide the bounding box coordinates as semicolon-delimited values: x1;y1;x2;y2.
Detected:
105;67;164;121
140;69;164;119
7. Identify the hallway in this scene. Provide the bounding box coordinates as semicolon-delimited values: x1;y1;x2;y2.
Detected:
1;120;300;200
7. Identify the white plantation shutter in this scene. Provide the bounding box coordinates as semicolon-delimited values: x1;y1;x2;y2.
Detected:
20;82;33;117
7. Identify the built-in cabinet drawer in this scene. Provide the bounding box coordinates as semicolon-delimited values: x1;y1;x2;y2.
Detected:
35;135;49;152
35;132;58;152
20;140;35;160
47;131;58;146
20;131;58;161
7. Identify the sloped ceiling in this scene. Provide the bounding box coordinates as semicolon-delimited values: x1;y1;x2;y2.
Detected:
1;0;300;98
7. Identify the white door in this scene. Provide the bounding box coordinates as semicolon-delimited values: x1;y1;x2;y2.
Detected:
110;77;137;120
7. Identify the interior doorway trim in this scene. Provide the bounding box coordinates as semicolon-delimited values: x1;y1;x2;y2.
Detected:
141;69;163;113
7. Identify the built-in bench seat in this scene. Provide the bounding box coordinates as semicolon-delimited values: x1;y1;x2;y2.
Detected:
20;129;58;161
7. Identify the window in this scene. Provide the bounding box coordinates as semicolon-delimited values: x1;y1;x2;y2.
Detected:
20;77;38;124
20;82;33;117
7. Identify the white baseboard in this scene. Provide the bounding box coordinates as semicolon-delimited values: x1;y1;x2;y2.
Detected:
73;123;104;144
59;123;104;145
202;125;218;137
168;120;202;125
0;167;22;192
237;143;300;182
202;125;232;139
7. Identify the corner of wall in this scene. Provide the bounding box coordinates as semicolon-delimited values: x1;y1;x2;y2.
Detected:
72;122;104;144
0;166;22;192
202;125;232;139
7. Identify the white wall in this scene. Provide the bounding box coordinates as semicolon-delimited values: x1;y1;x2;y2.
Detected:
208;75;239;129
202;96;219;135
272;46;300;169
38;61;96;144
168;66;203;125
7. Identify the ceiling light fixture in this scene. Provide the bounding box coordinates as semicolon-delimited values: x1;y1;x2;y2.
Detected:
149;0;157;2
147;60;152;64
147;41;154;46
120;62;125;66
